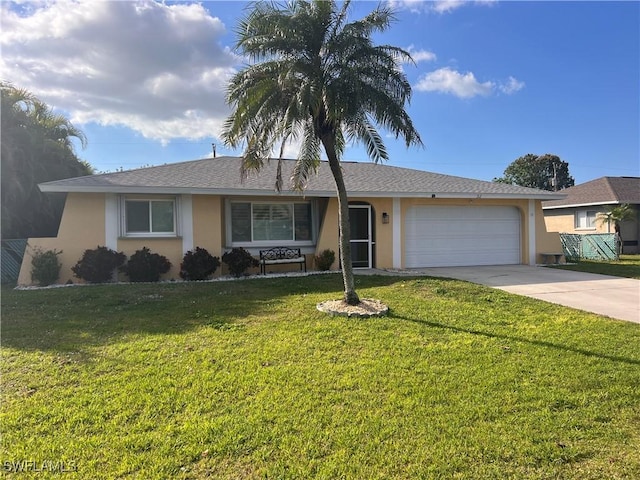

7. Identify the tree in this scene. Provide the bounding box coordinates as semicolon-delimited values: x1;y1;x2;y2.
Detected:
222;0;422;305
598;203;636;233
598;203;636;255
1;82;93;239
494;153;574;191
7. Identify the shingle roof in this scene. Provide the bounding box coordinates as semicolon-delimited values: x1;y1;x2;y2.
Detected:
40;156;564;200
542;176;640;209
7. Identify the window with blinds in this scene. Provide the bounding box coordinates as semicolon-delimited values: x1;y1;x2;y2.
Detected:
230;201;313;244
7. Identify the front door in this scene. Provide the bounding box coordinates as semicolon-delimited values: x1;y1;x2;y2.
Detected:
349;205;372;268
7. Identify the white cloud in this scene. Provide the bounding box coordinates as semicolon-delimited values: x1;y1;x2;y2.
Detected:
386;0;429;14
414;67;494;98
499;76;525;94
0;0;240;144
431;0;465;14
388;0;497;14
406;45;437;63
414;67;524;99
432;0;498;14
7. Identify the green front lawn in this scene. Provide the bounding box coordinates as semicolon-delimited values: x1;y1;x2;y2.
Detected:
553;254;640;279
2;275;639;479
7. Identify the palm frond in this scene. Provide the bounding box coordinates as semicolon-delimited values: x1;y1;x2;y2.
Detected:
224;0;423;193
340;4;394;39
597;204;637;225
291;121;321;191
345;116;388;164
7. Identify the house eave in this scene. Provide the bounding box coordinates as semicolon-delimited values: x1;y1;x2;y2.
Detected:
348;192;565;200
39;185;311;196
542;200;620;210
39;184;565;201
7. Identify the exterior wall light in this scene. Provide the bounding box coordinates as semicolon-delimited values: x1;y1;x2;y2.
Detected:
382;212;389;224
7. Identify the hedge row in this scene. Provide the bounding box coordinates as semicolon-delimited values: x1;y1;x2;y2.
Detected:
30;246;257;286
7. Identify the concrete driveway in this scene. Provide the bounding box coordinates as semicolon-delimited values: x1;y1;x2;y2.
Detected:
401;265;640;323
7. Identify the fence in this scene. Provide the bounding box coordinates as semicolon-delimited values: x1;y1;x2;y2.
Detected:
559;233;618;262
1;239;28;285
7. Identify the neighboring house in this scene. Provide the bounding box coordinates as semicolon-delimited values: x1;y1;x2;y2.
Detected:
18;156;565;285
543;176;640;254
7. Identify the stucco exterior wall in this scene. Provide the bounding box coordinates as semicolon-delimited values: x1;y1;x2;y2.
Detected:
18;193;106;285
543;207;609;234
315;198;339;269
534;203;563;262
314;197;561;270
191;194;224;273
314;197;394;270
18;191;566;286
363;197;394;269
114;194;225;280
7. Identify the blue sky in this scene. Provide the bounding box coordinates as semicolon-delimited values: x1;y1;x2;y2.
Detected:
2;0;638;185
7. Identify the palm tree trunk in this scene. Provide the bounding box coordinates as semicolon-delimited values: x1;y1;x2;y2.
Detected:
322;136;360;305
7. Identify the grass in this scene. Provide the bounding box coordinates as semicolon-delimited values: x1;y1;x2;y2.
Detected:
2;274;639;479
552;254;640;279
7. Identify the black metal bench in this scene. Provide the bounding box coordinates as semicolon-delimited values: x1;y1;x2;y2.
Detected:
259;247;306;275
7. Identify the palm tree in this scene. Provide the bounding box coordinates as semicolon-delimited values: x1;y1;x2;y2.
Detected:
1;82;91;238
222;0;423;305
598;204;636;233
598;204;636;255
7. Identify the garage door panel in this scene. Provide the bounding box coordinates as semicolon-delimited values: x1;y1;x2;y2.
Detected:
405;206;521;268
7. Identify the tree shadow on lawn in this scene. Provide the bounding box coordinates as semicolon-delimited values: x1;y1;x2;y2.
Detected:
394;314;640;366
1;274;404;353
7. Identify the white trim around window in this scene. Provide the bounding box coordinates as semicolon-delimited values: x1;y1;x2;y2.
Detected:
574;209;597;230
105;194;119;249
180;194;193;253
120;195;180;237
225;199;316;248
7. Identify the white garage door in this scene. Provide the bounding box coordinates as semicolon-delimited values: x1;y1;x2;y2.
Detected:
405;206;521;267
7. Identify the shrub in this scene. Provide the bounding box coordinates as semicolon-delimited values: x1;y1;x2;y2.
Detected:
222;248;258;278
314;249;335;271
31;248;62;286
72;246;126;283
180;247;221;281
121;247;171;282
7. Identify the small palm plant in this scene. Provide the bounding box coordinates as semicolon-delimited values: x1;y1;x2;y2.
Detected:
598;204;636;233
597;203;636;254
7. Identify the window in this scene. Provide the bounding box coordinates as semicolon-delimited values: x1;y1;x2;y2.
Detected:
253;204;293;241
230;201;313;244
124;199;176;236
575;210;597;229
